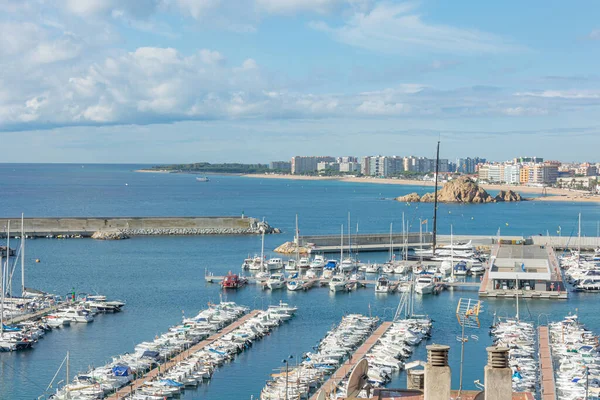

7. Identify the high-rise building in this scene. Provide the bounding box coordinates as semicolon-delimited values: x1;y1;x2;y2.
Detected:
291;156;335;174
456;157;486;174
503;164;521;184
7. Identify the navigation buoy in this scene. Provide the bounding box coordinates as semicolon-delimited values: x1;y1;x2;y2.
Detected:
35;259;40;263
125;183;129;186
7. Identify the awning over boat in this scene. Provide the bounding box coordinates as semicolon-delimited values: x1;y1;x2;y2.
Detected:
2;324;21;332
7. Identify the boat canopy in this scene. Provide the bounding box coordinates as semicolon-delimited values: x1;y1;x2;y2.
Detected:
141;350;160;359
112;365;132;376
2;324;21;331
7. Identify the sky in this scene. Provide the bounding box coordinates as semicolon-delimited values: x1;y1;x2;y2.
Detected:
1;0;600;163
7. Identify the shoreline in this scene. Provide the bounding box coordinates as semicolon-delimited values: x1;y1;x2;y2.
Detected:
242;173;600;203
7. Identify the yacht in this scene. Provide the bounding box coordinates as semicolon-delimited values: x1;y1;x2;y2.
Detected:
266;274;286;290
267;258;284;270
58;308;94;323
574;277;600;292
439;260;453;276
285;259;297;271
375;275;392;294
298;257;311;271
415;275;435;295
310;255;326;270
339;257;357;272
365;263;380;274
470;263;485;274
393;263;409;275
329;275;348;292
453;261;470;276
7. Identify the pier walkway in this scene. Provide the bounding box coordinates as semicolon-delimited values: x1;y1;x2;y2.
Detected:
8;305;59;324
107;309;261;400
310;322;393;400
538;326;556;400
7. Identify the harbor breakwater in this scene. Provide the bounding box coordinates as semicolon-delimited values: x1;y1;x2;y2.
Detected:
0;216;280;239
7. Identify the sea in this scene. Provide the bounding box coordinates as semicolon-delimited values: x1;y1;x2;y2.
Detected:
0;164;599;399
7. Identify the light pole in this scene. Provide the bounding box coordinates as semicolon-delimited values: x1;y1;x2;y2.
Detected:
282;355;293;400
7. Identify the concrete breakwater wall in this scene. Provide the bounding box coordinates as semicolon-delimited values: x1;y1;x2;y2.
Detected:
0;217;279;238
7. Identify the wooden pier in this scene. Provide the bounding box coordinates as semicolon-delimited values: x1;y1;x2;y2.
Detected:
107;309;261;400
538;326;556;400
310;322;393;400
7;305;59;324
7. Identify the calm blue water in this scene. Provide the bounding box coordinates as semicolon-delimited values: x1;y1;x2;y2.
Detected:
0;164;599;399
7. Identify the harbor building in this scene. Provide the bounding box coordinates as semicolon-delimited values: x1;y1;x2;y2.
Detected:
479;244;566;299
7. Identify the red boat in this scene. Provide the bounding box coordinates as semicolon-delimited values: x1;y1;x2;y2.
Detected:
221;272;248;289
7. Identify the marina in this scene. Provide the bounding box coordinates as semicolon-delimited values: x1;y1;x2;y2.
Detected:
2;166;600;400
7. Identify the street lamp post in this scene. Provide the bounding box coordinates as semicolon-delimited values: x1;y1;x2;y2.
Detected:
282;355;293;400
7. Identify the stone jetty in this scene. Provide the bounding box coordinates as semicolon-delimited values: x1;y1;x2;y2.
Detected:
0;216;280;239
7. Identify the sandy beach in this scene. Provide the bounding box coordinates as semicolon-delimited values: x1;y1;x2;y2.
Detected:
243;173;600;203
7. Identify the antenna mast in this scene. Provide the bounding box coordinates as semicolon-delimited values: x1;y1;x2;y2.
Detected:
432;140;440;254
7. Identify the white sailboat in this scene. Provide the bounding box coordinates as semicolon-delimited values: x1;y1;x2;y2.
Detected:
287;215;305;291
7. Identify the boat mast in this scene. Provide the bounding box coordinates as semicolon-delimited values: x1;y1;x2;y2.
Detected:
261;230;265;272
340;224;344;264
389;223;393;261
451;225;454;279
21;213;25;296
578;213;582;264
295;214;300;262
1;253;3;339
348;212;351;259
432;140;440;255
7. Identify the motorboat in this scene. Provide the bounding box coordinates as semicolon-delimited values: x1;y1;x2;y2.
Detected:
329;275;348;292
415;275;435;295
267;258;284;270
285;259;297;271
365;263;380;274
393;263;409;275
375;275;392;293
310;255;326;270
266;274;286;290
58;308;94;323
286;272;304;291
221;273;248;289
298;257;311;271
453;261;470;276
470;263;485;275
339;257;357;272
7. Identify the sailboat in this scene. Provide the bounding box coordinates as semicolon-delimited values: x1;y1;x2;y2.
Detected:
287;215;305;291
254;231;269;280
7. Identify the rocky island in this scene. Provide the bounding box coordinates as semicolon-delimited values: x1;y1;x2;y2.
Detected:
396;177;524;203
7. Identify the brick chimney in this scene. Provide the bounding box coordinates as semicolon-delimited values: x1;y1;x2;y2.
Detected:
484;347;512;400
424;344;451;400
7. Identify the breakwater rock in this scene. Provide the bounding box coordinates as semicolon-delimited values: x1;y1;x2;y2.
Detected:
120;227;280;236
395;177;524;204
91;230;130;240
273;241;311;255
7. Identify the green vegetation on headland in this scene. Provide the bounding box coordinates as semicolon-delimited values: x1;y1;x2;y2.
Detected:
149;162;272;174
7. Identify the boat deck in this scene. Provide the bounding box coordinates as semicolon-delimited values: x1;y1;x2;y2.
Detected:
106;309;261;400
538;326;556;400
310;322;393;400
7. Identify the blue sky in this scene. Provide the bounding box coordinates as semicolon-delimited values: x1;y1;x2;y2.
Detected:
1;0;599;163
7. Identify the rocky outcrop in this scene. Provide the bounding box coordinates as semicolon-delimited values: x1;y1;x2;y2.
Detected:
395;192;423;203
494;190;523;202
395;177;524;204
91;230;130;240
273;241;311;255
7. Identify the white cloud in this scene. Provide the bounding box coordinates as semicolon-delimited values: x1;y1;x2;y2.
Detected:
515;90;600;99
255;0;344;15
502;107;548;117
310;2;521;54
357;100;409;115
589;29;600;40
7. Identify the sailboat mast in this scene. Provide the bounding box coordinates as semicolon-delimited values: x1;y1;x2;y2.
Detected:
451;225;454;279
578;213;582;261
432;140;440;255
5;221;9;299
348;212;351;258
261;231;265;272
21;213;25;296
66;351;70;386
1;253;3;337
389;223;393;261
340;225;344;263
295;214;299;262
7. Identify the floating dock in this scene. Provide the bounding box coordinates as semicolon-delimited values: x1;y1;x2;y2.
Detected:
538;326;556;400
310;322;393;400
107;309;261;399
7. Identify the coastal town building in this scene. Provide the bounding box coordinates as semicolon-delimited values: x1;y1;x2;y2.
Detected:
269;161;291;172
291;156;335;174
317;161;340;172
455;157;486;174
556;176;598;190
